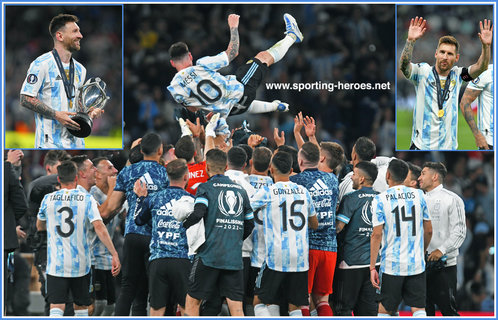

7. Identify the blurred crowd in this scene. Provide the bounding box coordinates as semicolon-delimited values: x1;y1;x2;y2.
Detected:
5;6;123;140
123;4;395;154
396;5;494;109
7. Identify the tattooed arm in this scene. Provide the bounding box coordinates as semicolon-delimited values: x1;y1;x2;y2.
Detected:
225;14;240;62
459;88;488;149
20;94;80;130
400;17;427;79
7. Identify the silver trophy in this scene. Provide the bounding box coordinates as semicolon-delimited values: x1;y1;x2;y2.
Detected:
68;77;110;138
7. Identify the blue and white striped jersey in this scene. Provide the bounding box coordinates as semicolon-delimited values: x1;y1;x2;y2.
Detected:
409;63;467;150
134;186;191;261
89;185;124;270
38;188;101;277
371;185;430;276
290;169;339;252
251;181;316;272
20;52;86;148
167;52;244;117
248;174;274;268
467;64;494;146
115;160;169;236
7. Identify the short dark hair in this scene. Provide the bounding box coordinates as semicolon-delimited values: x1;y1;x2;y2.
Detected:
252;147;272;172
92;157;109;168
129;145;143;164
388;159;409;183
355;161;378;184
300;142;320;165
206;149;227;173
141;133;162;156
57;160;78;184
174;136;195;162
438;35;460;54
169;42;189;61
228;146;247;170
354;137;376;161
239;144;253;168
272;151;292;175
44;150;70;167
407;162;422;181
320;142;344;171
276;145;299;173
71;155;89;172
166;159;189;181
49;14;79;39
423;162;447;182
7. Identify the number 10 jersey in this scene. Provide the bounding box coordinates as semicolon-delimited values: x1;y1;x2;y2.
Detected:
38;187;102;278
167;52;244;117
251;181;316;273
371;185;431;276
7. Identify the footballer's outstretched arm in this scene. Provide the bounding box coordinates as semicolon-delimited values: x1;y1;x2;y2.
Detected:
225;14;240;62
460;88;489;149
20;94;81;131
469;19;492;79
400;17;427;79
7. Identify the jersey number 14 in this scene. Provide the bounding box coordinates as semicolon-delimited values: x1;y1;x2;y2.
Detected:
393;205;416;237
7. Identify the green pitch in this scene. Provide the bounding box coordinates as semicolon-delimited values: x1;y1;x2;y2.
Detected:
396;110;477;150
5;131;122;149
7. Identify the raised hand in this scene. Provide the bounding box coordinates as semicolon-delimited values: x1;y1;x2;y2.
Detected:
294;112;304;133
407;16;427;41
273;128;285;147
133;179;148;197
227;14;240;28
478;19;493;46
303;116;316;138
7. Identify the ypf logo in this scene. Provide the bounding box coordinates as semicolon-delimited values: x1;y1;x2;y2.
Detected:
218;190;243;217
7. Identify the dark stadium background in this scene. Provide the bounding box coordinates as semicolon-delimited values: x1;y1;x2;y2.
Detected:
4;5;123;148
123;4;395;156
396;5;494;150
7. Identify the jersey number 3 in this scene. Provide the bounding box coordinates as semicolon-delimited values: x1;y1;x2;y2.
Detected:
56;207;75;238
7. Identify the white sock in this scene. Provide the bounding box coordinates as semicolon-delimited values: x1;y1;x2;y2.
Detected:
74;309;89;317
378;313;391;317
254;303;271;316
266;35;295;64
94;300;106;316
413;310;427;317
310;308;318;316
267;304;280;316
247;100;278;114
102;304;115;316
49;308;64;317
289;309;303;317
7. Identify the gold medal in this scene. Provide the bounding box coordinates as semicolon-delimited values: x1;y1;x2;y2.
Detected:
438;109;444;118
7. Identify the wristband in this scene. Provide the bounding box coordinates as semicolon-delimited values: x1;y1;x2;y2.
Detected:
370;267;376;271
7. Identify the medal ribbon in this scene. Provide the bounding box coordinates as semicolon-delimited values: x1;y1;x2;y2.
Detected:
432;66;453;117
52;49;75;100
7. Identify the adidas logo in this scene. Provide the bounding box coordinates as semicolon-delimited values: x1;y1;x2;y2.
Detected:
140;173;158;190
56;75;62;80
309;179;333;196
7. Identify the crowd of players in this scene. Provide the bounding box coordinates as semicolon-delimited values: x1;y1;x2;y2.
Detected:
4;110;494;316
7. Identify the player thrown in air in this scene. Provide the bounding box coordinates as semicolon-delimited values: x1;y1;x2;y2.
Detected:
168;13;303;118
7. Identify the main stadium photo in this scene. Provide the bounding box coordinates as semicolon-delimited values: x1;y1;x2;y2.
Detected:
2;2;496;318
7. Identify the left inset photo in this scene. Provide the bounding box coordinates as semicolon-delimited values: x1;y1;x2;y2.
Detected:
4;5;123;149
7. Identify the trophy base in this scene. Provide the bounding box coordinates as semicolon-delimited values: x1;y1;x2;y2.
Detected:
68;112;93;138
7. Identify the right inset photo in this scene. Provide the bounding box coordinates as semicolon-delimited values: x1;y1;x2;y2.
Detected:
396;5;493;151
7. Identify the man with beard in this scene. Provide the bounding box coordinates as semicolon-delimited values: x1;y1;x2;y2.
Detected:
20;13;103;148
399;17;492;150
